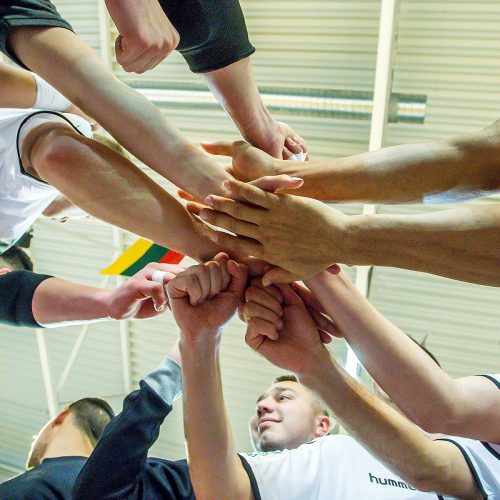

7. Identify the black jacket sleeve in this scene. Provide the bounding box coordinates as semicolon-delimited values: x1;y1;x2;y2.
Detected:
73;357;182;500
0;270;52;327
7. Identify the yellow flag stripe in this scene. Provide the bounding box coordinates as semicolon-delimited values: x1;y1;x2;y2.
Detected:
100;238;153;275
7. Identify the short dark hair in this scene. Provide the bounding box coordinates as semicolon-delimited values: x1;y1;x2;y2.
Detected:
409;335;441;368
68;397;115;446
273;374;330;418
0;246;33;271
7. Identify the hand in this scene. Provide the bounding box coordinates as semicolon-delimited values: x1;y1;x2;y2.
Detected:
242;277;339;340
244;282;332;377
200;140;307;184
63;103;99;132
106;0;180;74
167;254;248;343
105;262;187;320
194;178;350;284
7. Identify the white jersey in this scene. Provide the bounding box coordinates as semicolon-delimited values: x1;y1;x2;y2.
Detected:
439;373;500;500
240;434;439;500
0;108;92;252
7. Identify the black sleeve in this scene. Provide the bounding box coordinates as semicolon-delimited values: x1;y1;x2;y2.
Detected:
161;0;256;73
73;359;181;499
0;270;53;327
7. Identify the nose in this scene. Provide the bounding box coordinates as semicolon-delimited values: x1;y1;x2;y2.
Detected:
257;397;276;418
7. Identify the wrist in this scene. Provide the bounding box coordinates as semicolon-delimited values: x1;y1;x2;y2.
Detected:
179;328;222;353
296;347;336;382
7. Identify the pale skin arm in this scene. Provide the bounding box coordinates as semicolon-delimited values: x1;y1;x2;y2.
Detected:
32;262;186;327
200;120;500;201
9;27;231;200
304;270;500;442
24;122;222;262
167;258;253;500
0;62;37;108
201;58;307;159
197;179;500;286
243;283;482;499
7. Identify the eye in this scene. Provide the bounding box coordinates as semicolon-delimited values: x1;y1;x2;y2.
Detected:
279;395;291;401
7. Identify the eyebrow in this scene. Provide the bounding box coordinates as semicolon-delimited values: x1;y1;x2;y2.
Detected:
256;386;298;404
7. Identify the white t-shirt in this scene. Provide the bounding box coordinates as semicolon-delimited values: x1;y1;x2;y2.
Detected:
240;434;439;500
0;108;92;252
439;373;500;500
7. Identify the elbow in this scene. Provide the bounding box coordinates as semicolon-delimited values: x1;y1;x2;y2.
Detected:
402;460;457;495
410;407;464;436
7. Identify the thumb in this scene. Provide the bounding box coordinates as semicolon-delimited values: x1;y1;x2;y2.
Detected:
325;264;342;275
227;260;248;297
274;283;303;306
250;175;303;194
262;267;297;287
200;140;249;158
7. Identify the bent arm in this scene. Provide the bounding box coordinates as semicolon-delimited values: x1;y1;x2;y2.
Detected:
306;271;500;442
281;120;500;202
180;336;253;500
300;353;482;499
0;62;37;108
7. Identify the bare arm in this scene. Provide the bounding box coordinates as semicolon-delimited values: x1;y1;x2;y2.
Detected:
26;124;222;262
0;62;37;108
9;27;231;200
168;259;253;500
305;270;500;442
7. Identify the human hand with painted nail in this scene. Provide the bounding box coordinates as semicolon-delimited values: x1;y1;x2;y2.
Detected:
244;282;333;376
167;253;248;343
192;178;351;285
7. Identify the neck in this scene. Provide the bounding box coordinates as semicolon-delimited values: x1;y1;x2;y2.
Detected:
41;429;93;462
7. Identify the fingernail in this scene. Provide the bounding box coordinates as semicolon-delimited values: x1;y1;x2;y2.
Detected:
200;210;209;220
209;233;218;242
204;196;213;207
291;177;303;182
277;320;283;329
262;279;270;287
293;136;300;143
154;303;165;312
222;180;231;189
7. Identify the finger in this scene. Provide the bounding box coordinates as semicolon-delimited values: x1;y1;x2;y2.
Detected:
245;318;278;344
250;175;303;194
318;328;333;344
200;209;260;239
227;260;248;298
135;280;167;312
213;253;231;290
291;282;327;314
200;140;249;158
245;286;283;317
284;136;303;154
192;265;211;303
186;201;207;216
308;308;340;337
205;260;222;298
282;147;293;160
222;179;276;209
262;268;298;287
178;189;202;203
326;264;342;275
249;277;283;303
202;196;263;225
243;301;283;329
208;230;264;259
274;283;303;306
293;135;308;153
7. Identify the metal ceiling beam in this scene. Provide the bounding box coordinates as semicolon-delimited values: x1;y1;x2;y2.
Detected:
35;329;59;419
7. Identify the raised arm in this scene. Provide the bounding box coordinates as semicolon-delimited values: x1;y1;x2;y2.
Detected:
167;256;253;500
304;270;500;442
73;343;183;499
242;283;482;499
201;120;500;202
198;179;500;286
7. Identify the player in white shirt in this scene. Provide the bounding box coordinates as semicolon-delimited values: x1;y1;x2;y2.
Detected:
165;258;488;500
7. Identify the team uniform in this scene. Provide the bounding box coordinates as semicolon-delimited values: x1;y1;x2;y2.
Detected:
0;0;255;74
0;270;52;327
0;108;92;253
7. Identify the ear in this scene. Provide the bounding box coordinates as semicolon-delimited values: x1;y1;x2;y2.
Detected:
314;415;332;437
51;407;70;427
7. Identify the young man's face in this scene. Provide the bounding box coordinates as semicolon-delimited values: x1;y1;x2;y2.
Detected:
249;381;328;452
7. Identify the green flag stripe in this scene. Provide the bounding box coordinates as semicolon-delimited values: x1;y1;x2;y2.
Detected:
121;244;169;277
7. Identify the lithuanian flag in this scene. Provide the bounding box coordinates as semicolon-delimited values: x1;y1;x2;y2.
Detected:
101;238;184;276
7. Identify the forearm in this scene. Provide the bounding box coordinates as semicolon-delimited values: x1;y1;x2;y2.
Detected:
278;122;500;202
34;131;221;262
343;205;500;285
10;27;231;199
305;272;461;431
300;355;480;498
180;337;251;500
